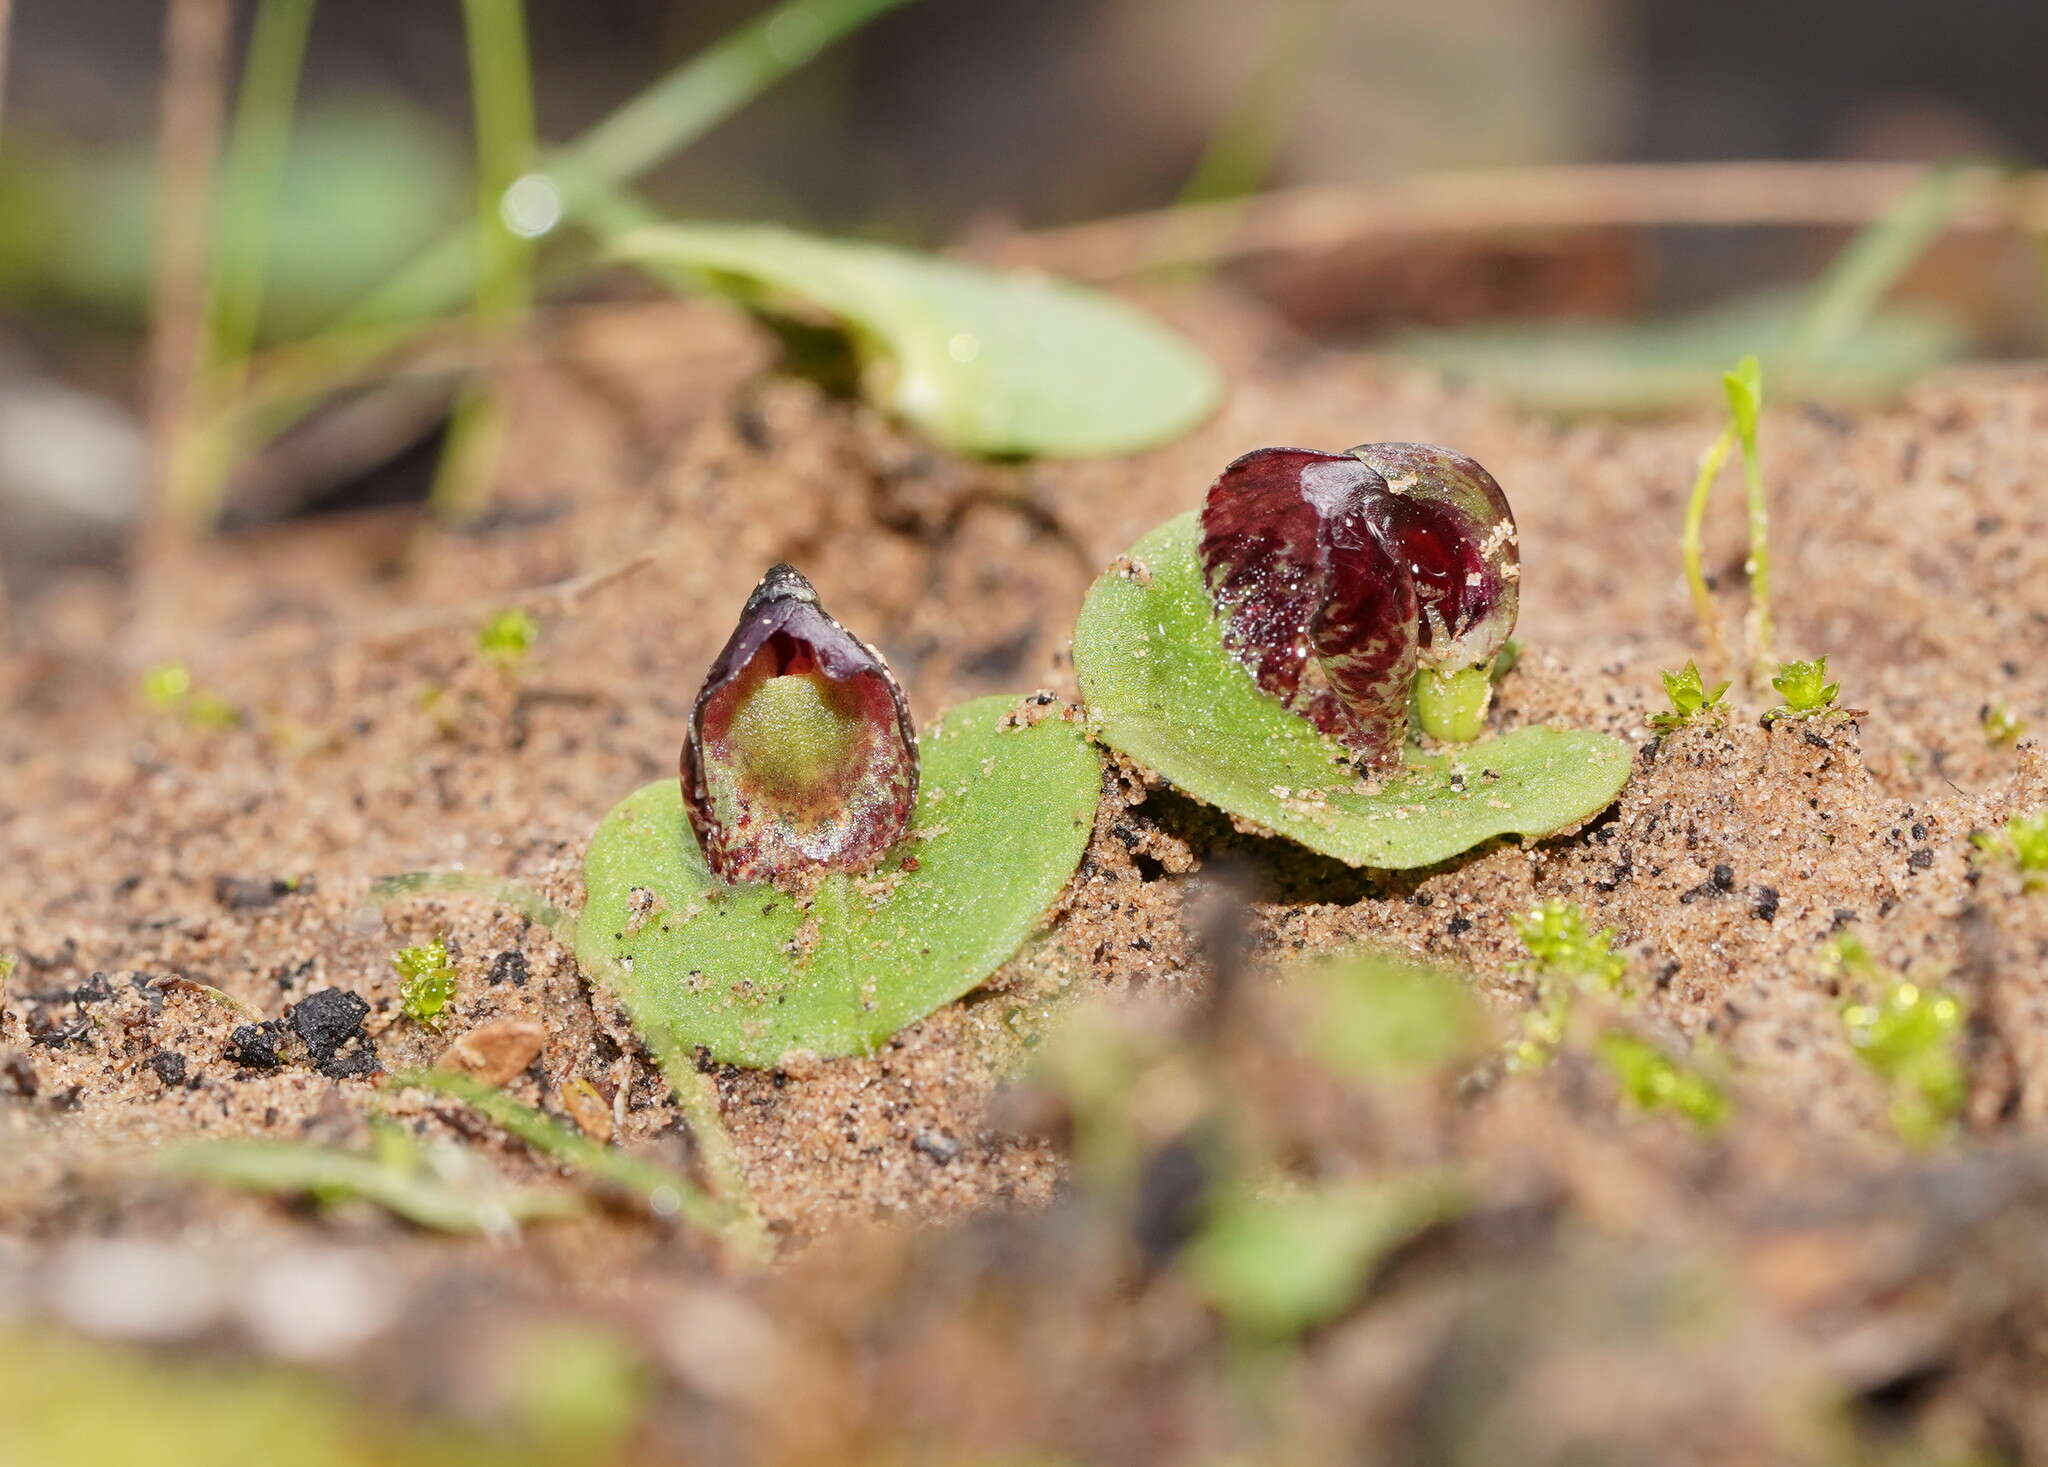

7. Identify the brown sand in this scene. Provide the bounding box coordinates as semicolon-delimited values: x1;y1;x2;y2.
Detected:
5;285;2048;1461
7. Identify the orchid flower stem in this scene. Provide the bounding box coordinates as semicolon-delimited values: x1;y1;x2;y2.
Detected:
1681;425;1735;677
1412;666;1493;744
1738;419;1773;688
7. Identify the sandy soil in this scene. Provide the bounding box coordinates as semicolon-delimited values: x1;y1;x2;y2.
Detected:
5;284;2048;1463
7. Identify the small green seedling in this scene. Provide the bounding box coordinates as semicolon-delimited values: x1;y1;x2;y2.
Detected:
140;663;242;729
1514;898;1628;994
1679;354;1774;686
1982;699;2027;746
393;938;458;1025
1648;660;1731;732
1596;1031;1728;1131
477;607;539;668
1842;979;1966;1147
1767;657;1841;719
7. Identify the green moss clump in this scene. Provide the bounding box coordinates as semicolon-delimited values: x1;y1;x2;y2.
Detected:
1513;899;1628;994
1597;1032;1728;1131
393;938;458;1025
1842;980;1966;1146
1648;660;1730;732
1974;810;2048;883
477;607;540;667
1766;657;1841;719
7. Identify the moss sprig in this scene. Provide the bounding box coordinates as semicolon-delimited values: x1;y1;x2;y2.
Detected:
1648;660;1731;732
393;938;458;1026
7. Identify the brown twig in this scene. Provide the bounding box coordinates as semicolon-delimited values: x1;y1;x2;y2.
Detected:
989;162;2048;282
140;0;234;607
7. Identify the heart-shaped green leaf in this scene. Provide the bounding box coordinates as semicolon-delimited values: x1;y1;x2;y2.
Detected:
611;223;1221;457
1074;513;1632;868
577;696;1101;1068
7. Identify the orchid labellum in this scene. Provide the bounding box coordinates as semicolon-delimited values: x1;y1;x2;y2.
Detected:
1198;443;1519;768
682;565;917;886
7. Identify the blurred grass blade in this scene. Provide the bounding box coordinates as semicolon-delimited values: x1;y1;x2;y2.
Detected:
1788;160;1978;364
164;1136;581;1233
389;1068;757;1249
433;0;540;521
207;0;316;378
146;0;234;553
611;221;1221;455
1177;0;1335;208
326;0;920;334
570;0;909;190
461;0;539;330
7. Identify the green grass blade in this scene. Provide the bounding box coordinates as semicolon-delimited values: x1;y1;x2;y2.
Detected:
1721;354;1772;679
163;1136;581;1233
434;0;540;521
1680;425;1734;672
460;0;539;328
1788;160;1977;364
207;0;316;375
388;1068;760;1250
323;0;921;335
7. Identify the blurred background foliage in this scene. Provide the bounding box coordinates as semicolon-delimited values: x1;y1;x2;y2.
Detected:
1;0;2046;597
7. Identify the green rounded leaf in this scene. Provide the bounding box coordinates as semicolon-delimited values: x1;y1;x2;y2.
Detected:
612;223;1221;457
1074;513;1632;868
577;696;1101;1068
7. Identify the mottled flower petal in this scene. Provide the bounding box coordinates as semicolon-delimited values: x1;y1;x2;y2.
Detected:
1346;443;1519;671
682;565;917;885
1200;448;1419;766
1198;442;1520;768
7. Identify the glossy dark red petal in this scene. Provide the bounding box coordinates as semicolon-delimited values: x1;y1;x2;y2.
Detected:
682;565;918;885
1199;448;1419;767
1347;443;1518;670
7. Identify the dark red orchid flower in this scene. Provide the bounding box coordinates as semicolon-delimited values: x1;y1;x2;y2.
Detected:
682;565;918;886
1198;443;1519;769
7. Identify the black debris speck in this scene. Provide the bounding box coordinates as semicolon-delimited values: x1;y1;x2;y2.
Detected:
72;972;114;1004
1;1051;37;1098
1446;916;1473;935
1908;848;1935;871
29;1012;91;1048
1753;886;1780;922
228;1021;287;1071
288;989;377;1079
911;1130;962;1164
147;1050;188;1086
487;950;530;987
1711;864;1735;892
